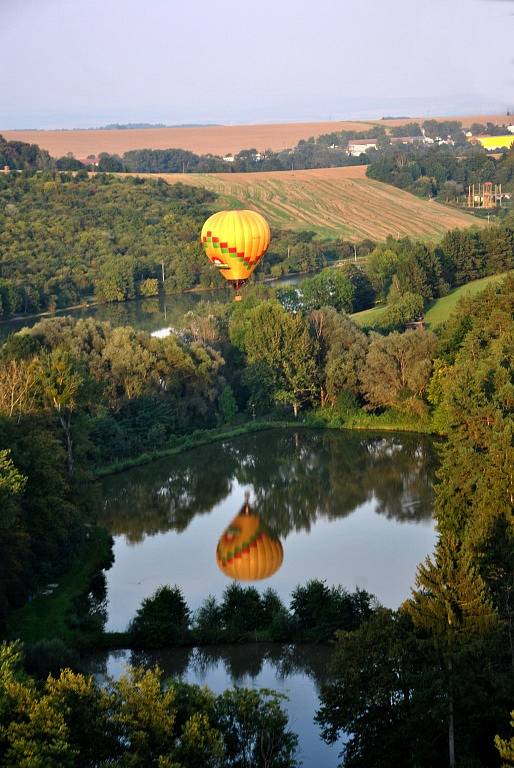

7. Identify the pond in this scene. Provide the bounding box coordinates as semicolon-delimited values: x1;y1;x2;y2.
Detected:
86;643;341;767
99;428;437;631
94;427;437;767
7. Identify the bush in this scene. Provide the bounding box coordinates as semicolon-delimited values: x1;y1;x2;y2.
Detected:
128;585;190;647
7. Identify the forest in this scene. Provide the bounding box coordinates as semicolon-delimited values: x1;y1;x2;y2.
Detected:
0;140;513;768
0;271;513;765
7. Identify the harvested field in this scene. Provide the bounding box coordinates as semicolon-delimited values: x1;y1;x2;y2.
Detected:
373;113;512;129
3;113;510;158
1;120;376;159
128;166;482;241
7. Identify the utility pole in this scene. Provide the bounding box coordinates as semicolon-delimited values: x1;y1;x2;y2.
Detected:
353;244;357;263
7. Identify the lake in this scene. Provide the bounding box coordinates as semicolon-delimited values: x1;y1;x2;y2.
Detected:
99;428;437;631
95;428;436;766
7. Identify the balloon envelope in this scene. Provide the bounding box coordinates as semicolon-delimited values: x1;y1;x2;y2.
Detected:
216;511;283;581
201;210;270;285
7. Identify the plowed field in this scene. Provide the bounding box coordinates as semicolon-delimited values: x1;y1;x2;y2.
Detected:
128;166;481;241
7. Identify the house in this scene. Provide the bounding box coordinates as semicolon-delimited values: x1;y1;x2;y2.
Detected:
223;154;235;163
347;139;379;156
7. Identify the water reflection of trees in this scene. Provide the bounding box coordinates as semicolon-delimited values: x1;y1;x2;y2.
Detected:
99;430;436;543
87;643;334;692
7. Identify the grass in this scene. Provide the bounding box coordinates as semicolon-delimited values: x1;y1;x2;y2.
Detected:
423;271;512;327
95;420;300;477
351;303;387;328
352;271;512;330
6;527;112;646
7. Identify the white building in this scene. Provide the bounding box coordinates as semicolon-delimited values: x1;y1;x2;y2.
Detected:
347;139;379;156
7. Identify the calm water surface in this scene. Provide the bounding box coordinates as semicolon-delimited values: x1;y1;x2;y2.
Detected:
95;427;437;768
0;274;302;339
87;644;341;768
99;428;437;630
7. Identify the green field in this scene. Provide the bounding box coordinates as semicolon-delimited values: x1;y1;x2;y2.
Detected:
423;271;512;327
352;271;512;329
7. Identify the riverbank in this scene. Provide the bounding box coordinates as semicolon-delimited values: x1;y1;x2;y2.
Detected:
95;409;436;477
0;269;314;331
6;527;113;647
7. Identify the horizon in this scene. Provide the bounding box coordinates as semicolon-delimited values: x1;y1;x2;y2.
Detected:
1;0;513;130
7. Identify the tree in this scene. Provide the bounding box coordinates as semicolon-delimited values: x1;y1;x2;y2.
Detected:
496;712;514;766
300;269;355;313
309;308;368;405
316;609;440;768
407;535;499;768
37;349;88;473
128;585;191;647
233;301;318;417
360;329;437;414
216;687;298;768
218;384;237;424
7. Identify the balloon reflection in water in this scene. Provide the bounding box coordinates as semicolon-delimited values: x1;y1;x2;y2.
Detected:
216;493;283;581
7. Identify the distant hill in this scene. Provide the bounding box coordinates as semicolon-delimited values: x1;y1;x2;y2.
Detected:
122;166;484;241
93;123;220;130
3;113;511;158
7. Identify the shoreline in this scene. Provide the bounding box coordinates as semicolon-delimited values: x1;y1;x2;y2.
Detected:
0;271;312;329
94;415;437;478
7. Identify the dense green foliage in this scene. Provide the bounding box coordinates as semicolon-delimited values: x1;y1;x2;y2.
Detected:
367;142;514;201
316;281;514;768
128;580;375;646
0;135;52;171
0;642;298;767
0;172;217;317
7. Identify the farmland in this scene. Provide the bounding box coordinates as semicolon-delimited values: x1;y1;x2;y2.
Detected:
2;113;510;158
126;166;482;241
1;120;376;159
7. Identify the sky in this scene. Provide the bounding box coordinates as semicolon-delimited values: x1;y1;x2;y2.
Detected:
0;0;513;129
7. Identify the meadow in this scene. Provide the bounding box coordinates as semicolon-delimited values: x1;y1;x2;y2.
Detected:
352;270;512;328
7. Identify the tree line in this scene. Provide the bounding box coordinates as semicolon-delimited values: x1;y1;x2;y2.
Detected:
367;142;514;202
128;580;375;647
315;279;514;767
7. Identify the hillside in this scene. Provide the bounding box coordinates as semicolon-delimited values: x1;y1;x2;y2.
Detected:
125;166;483;241
352;270;512;328
1;121;376;159
3;113;510;158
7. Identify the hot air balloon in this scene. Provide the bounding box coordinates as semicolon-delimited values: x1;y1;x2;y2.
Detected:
201;210;270;300
216;493;283;581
